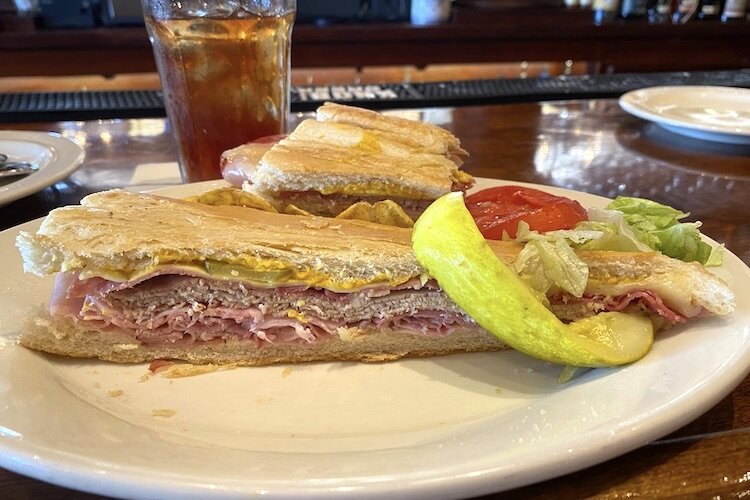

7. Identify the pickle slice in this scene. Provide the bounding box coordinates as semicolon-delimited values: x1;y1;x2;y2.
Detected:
204;260;292;284
412;192;653;367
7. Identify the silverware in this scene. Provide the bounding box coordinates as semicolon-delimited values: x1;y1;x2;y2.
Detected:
0;153;38;178
0;166;37;179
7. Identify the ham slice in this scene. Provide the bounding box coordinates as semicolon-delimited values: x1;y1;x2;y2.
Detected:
549;291;688;326
51;269;699;349
600;291;686;325
220;137;284;187
50;272;474;347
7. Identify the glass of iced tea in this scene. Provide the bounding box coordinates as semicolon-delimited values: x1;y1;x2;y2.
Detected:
141;0;295;182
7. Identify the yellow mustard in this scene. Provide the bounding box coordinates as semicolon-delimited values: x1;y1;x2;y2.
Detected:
79;252;416;292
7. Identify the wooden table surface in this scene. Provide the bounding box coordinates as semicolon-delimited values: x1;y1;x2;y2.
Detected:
0;100;749;498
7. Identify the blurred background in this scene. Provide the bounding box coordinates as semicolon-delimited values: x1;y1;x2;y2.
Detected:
0;0;750;114
0;0;747;109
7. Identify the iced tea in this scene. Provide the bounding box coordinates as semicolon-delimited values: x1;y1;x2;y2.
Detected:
145;9;294;182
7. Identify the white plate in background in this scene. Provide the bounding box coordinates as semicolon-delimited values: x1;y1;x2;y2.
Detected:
0;131;85;206
619;86;750;144
0;179;748;499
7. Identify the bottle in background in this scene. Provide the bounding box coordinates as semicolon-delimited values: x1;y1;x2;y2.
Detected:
722;0;747;19
621;0;649;17
673;0;700;21
593;0;621;22
698;0;723;18
411;0;452;25
648;0;673;21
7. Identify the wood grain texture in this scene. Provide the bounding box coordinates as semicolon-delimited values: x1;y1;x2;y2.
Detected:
0;100;748;499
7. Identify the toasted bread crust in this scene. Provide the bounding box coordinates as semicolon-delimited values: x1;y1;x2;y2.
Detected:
578;249;735;316
289;119;465;172
16;189;423;287
256;139;454;199
316;102;468;157
22;313;506;365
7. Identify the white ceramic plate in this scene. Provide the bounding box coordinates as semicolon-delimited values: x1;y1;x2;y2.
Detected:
0;131;85;206
619;86;750;144
0;179;748;499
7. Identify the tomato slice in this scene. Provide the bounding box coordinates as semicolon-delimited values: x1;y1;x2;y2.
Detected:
465;186;588;240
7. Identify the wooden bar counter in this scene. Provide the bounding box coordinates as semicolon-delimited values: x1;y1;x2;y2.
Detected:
0;99;748;498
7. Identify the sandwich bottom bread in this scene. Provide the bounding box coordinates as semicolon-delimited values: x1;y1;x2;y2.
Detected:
16;190;734;366
22;315;505;365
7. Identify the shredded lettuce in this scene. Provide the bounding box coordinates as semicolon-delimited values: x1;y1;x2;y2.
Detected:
605;196;718;265
513;243;553;305
513;222;589;298
513;216;654;298
576;208;654;253
515;220;604;245
535;239;589;298
607;197;687;229
508;196;723;300
705;244;725;267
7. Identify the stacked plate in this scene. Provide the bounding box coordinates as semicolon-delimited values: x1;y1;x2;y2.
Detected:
619;85;750;145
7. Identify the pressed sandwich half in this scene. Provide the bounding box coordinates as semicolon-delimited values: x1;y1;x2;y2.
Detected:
221;102;474;219
16;190;734;365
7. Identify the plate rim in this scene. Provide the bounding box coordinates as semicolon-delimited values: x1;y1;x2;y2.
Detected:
0;178;749;499
0;130;86;206
619;85;750;142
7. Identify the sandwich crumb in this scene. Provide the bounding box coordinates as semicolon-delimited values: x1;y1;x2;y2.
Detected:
282;367;293;378
494;387;503;396
108;389;124;398
161;363;237;378
151;408;177;418
300;219;329;229
148;359;174;374
0;336;20;349
137;374;150;383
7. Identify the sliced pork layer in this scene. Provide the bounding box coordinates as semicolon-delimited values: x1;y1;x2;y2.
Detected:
109;275;461;323
50;273;476;347
550;291;687;327
50;269;701;349
271;178;473;218
272;190;436;219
